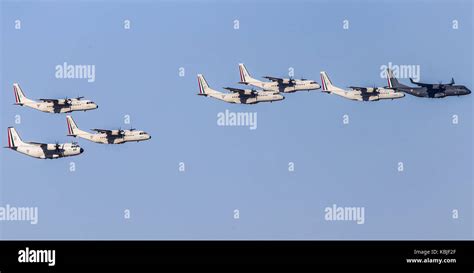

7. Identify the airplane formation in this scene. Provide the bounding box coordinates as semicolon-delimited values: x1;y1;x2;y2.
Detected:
6;83;151;159
5;65;471;159
197;65;470;104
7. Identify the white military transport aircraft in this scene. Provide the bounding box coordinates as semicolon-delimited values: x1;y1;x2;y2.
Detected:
197;74;284;104
5;127;83;159
319;71;405;101
238;64;320;93
66;116;151;144
13;83;98;113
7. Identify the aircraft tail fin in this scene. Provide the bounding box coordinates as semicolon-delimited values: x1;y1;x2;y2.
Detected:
66;115;88;137
238;63;261;84
13;83;34;105
386;68;409;89
7;127;25;148
320;71;343;92
197;74;220;96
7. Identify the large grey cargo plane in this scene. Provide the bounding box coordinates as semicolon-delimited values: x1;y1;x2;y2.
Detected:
386;68;471;98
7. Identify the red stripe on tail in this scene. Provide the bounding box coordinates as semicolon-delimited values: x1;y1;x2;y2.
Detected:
7;128;12;148
320;74;326;91
14;86;19;103
198;78;203;94
67;118;72;134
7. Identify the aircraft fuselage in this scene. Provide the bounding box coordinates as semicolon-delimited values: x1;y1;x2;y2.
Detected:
327;88;405;101
76;131;151;144
18;100;98;113
397;86;471;98
248;81;320;93
206;91;284;104
9;143;83;159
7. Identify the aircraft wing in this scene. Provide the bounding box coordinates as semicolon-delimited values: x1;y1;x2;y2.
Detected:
28;142;46;147
409;78;433;87
349;86;369;91
349;86;377;93
91;128;113;134
349;86;366;90
224;87;257;95
39;98;60;103
262;76;284;82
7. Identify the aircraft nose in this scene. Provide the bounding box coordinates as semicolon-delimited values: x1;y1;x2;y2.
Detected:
80;148;84;153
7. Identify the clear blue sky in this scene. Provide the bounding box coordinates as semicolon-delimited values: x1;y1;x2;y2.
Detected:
0;0;472;239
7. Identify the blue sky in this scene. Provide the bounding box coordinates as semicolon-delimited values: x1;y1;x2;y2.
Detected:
0;0;472;239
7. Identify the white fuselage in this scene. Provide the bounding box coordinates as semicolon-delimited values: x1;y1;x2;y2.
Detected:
75;130;151;144
326;88;405;101
11;142;83;159
207;91;284;104
247;80;320;93
20;100;98;113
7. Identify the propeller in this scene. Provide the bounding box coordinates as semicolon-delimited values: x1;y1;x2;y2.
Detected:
76;96;84;100
63;97;72;105
54;142;61;152
288;77;296;85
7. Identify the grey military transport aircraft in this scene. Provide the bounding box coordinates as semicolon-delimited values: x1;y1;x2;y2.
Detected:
386;68;471;98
